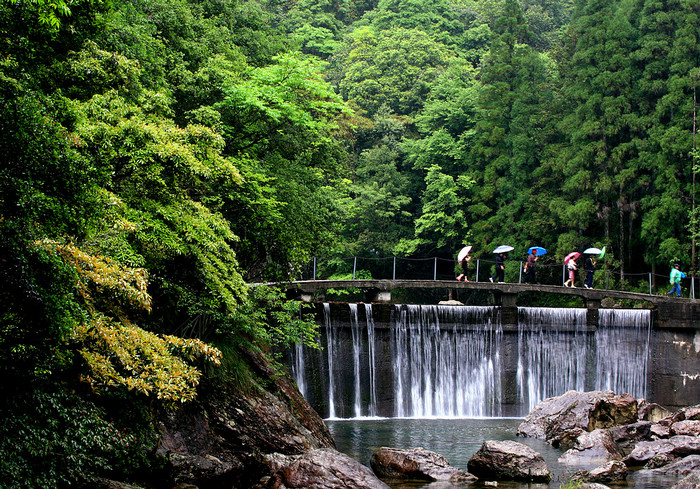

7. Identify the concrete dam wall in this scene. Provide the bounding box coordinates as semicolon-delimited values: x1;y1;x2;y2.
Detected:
290;303;700;419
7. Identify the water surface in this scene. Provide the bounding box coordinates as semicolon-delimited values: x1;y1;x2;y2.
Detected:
326;417;679;489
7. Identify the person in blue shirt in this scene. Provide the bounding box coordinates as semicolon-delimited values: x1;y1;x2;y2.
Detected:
667;263;683;297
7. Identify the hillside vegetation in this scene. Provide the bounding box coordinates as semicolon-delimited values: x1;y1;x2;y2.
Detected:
0;0;698;486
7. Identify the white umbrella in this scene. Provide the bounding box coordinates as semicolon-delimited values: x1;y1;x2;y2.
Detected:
457;246;473;261
493;245;514;254
583;247;603;255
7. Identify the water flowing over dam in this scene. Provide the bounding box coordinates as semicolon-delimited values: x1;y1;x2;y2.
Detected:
291;303;652;419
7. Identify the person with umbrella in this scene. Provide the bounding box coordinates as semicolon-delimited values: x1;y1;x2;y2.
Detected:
456;246;472;282
490;245;513;283
582;247;602;289
667;263;683;297
524;246;545;284
564;251;580;288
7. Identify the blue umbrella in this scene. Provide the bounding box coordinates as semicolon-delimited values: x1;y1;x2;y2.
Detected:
527;246;547;256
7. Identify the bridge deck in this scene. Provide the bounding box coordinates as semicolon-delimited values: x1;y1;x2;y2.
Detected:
273;279;700;329
282;279;692;306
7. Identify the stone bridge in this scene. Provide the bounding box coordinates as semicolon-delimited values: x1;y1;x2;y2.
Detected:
281;279;700;330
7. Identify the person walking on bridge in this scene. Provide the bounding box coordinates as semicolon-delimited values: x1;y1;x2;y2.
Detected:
667;263;683;297
490;253;506;283
584;255;596;289
524;249;539;284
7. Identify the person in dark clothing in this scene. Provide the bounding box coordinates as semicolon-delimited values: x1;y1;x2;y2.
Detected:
490;253;506;283
457;255;471;282
524;249;538;284
584;255;596;289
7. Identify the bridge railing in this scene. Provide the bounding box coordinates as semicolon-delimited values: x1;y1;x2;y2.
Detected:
299;256;698;299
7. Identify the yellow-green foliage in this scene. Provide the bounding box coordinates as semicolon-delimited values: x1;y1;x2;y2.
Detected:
36;239;222;402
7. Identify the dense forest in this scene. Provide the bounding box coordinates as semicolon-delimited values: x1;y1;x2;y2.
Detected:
1;0;699;486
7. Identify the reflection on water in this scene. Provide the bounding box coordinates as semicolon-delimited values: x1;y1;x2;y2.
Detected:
326;418;679;489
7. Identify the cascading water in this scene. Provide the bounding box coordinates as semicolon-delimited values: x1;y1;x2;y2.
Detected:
349;304;363;417
392;305;502;418
290;303;652;419
595;309;651;399
366;304;378;417
292;341;306;398
517;307;588;412
323;303;338;419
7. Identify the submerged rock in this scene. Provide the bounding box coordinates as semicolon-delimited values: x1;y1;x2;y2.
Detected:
671;471;700;489
467;440;551;483
370;447;477;483
266;448;390;489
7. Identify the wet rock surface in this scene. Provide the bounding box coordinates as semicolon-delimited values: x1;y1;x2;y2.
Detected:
266;448;391;489
516;390;637;446
572;460;628;484
370;447;477;483
558;429;624;465
155;348;335;488
467;440;552;482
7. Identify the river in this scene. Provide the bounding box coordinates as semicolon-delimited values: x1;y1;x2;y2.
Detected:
326;417;679;488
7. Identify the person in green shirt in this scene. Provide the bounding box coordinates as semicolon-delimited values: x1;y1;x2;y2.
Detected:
667;263;683;297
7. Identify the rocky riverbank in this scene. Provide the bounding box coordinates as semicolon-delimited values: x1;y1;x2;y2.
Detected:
92;360;700;489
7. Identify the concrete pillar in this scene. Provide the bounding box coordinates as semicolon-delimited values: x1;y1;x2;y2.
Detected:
495;292;519;332
586;297;600;330
366;288;391;302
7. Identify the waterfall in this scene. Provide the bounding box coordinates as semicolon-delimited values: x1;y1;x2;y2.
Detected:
324;303;338;419
292;303;652;419
366;304;378;417
392;305;502;418
349;304;363;417
595;309;651;399
292;341;306;398
517;307;588;412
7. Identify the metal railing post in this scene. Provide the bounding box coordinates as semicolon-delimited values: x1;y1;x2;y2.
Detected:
353;257;357;279
393;256;396;280
434;257;437;280
563;264;566;286
693;276;696;299
313;257;317;280
519;262;523;283
649;272;652;295
476;259;480;282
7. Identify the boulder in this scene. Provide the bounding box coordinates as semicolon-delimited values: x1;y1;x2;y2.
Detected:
558;429;624;465
369;447;477;483
643;453;677;469
648;455;700;476
266;448;390;489
155;348;335;488
651;423;672;439
517;391;637;445
671;471;700;489
638;400;672;422
467;440;551;483
623;436;700;467
611;421;653;454
669;405;700;423
671;420;700;437
571;461;628;484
